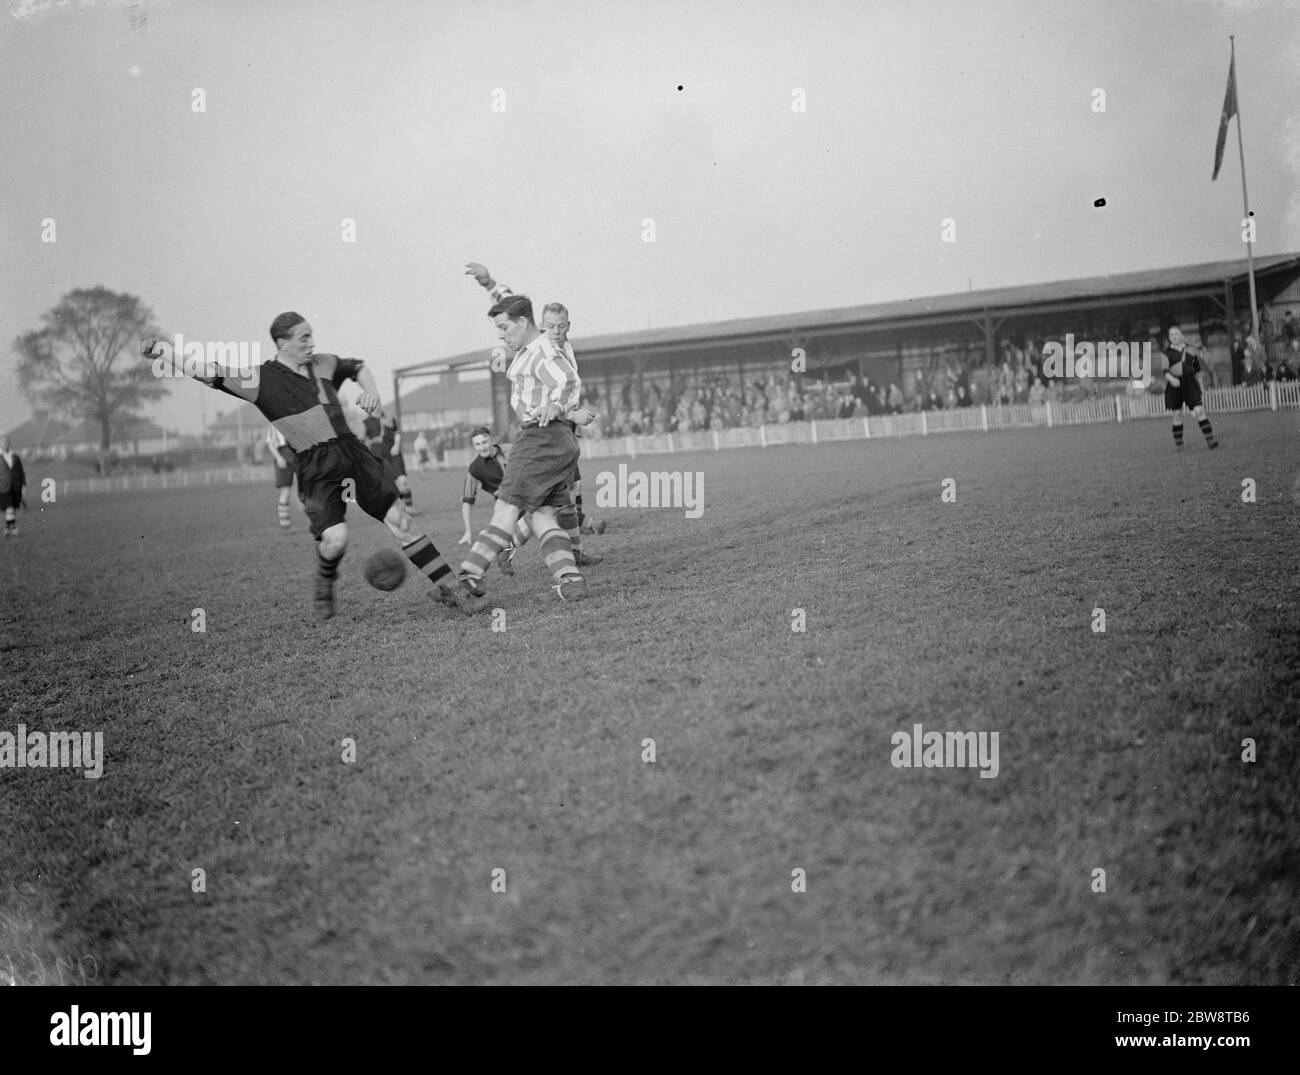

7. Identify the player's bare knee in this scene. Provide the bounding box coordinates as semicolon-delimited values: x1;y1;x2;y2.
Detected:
319;525;348;558
491;501;521;529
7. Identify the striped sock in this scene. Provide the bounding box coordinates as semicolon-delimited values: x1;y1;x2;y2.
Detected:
277;502;291;528
461;524;513;580
512;517;533;548
557;506;582;552
1197;416;1217;447
1172;423;1183;447
316;546;342;580
401;534;452;585
539;525;580;581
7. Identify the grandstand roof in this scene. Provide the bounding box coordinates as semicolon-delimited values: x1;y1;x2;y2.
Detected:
409;252;1300;373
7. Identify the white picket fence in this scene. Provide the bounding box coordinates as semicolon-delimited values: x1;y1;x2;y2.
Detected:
49;383;1299;494
581;382;1300;460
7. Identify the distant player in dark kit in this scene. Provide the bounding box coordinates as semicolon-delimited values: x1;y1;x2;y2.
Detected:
363;411;420;514
142;314;482;619
1162;327;1218;450
0;436;27;538
266;424;298;533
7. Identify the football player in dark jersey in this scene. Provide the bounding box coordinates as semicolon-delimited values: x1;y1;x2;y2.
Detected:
362;410;420;515
143;313;482;619
1162;327;1219;450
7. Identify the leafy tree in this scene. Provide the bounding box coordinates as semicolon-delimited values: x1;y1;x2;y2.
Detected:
14;287;166;472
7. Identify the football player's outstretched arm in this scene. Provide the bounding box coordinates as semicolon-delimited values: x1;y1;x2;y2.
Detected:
140;338;261;402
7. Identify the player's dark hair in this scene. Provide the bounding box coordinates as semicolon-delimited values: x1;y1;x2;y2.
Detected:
269;311;306;345
470;426;491;440
488;294;534;324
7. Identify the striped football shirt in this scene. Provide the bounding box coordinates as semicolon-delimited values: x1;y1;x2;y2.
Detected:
487;280;584;423
507;335;582;425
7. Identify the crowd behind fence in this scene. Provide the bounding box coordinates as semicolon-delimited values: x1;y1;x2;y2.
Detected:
52;382;1297;496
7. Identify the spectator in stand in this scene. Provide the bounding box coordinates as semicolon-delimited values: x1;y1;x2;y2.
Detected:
956;384;973;408
1231;337;1246;386
1028;377;1046;405
887;382;903;414
1274;346;1295;382
944;386;959;408
1243;335;1264;377
1282;310;1296;347
925;386;944;410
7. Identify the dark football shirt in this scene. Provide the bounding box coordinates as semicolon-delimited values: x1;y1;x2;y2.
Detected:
214;355;363;456
463;447;507;503
1162;346;1200;377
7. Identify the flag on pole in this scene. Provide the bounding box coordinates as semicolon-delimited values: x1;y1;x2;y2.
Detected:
1212;55;1238;181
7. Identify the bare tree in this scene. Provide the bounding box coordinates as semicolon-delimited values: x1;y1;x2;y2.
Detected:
14;287;166;473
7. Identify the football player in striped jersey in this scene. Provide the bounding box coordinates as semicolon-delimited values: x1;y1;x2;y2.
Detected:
453;266;593;601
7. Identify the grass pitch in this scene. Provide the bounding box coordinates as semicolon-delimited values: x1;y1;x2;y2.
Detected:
1;413;1297;984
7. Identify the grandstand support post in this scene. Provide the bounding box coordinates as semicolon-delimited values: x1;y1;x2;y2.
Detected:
810;421;818;445
760;424;768;448
862;416;871;439
627;436;636;460
1045;402;1053;428
980;405;988;432
667;433;675;454
1224;277;1236;356
1269;381;1278;410
1115;395;1123;423
712;430;720;451
920;410;927;436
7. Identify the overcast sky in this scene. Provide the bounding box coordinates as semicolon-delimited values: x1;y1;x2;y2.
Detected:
3;0;1298;435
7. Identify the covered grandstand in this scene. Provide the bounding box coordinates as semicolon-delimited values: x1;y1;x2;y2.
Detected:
392;254;1300;439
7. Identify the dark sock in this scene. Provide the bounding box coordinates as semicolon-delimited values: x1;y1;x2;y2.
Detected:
1172;423;1183;447
316;546;342;580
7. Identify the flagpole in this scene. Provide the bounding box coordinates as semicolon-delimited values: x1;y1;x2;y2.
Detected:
1231;36;1260;344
